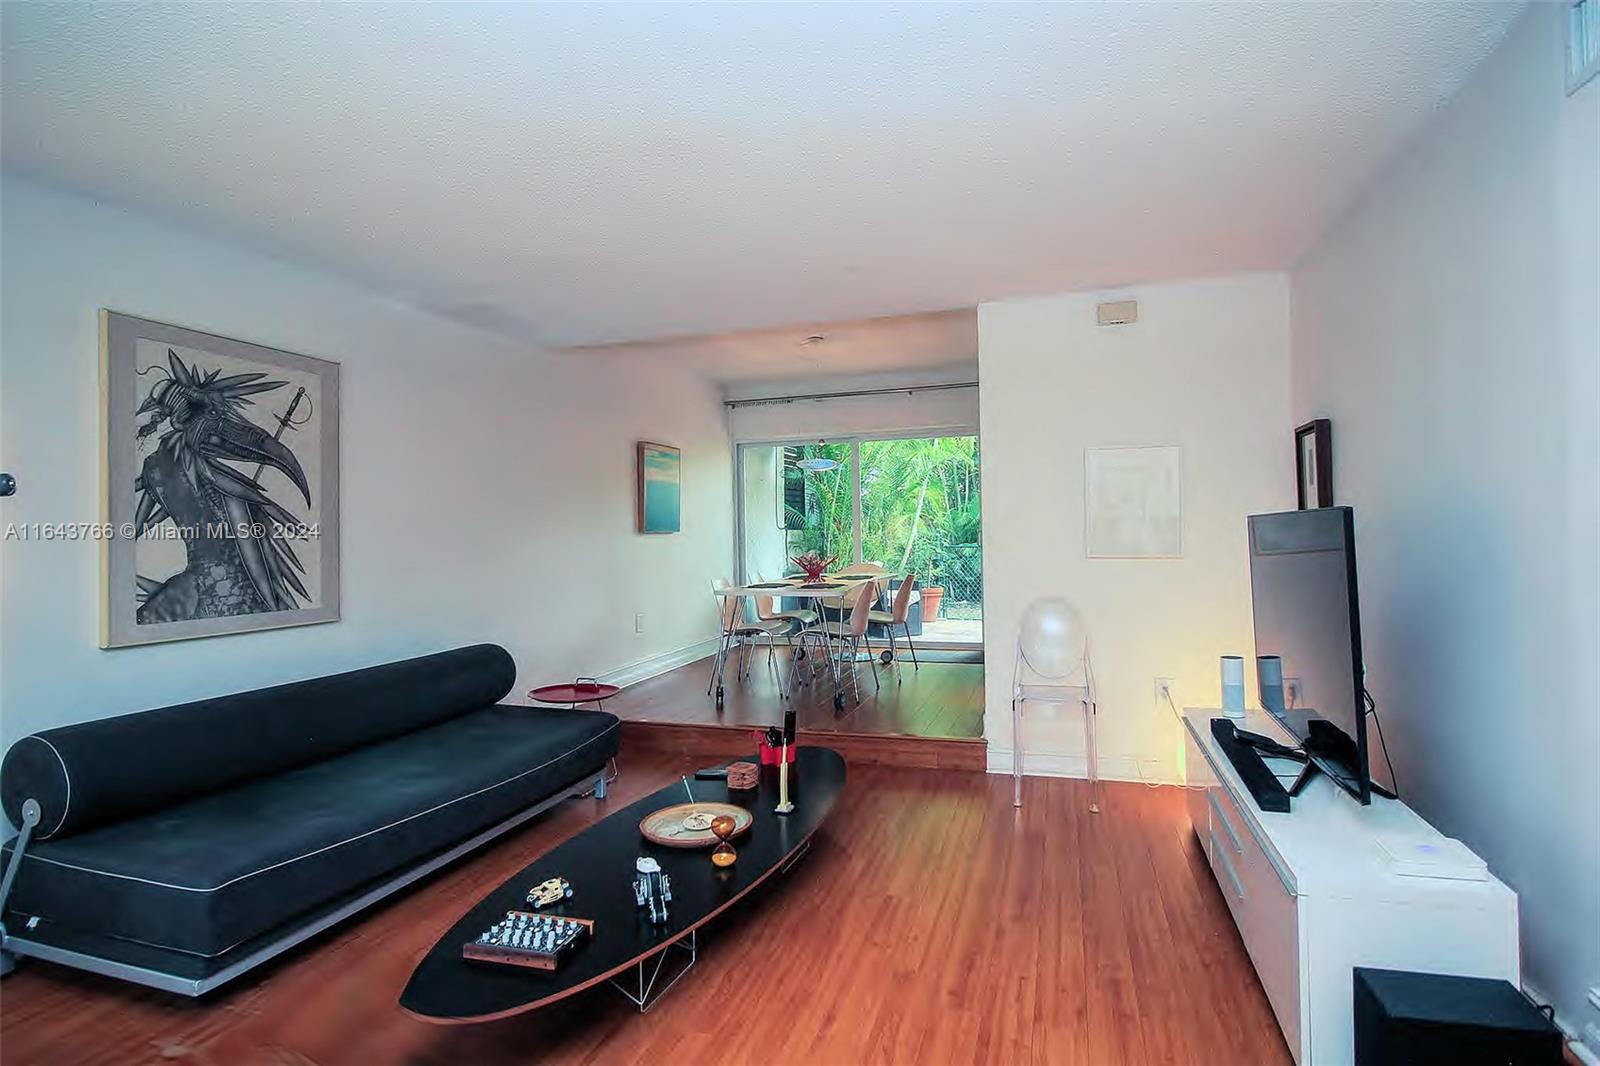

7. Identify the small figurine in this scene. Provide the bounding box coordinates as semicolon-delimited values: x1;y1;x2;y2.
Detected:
525;876;573;910
632;856;672;924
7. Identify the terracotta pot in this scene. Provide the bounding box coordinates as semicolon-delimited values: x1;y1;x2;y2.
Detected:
921;585;945;619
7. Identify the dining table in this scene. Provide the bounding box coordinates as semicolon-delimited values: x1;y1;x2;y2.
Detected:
710;573;888;710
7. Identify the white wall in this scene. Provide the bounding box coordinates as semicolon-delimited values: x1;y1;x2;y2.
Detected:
0;176;733;751
978;272;1293;781
1291;3;1599;1037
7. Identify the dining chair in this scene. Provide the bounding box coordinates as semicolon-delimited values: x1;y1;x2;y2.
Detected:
868;570;920;677
708;579;792;704
748;588;803;679
756;573;819;629
754;572;826;690
835;562;887;576
821;577;880;704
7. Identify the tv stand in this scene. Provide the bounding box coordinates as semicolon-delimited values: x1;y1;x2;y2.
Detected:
1182;708;1518;1065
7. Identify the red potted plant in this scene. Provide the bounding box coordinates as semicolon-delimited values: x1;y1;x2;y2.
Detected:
789;551;836;582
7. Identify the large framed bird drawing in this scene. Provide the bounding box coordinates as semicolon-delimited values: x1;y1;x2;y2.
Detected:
100;311;340;647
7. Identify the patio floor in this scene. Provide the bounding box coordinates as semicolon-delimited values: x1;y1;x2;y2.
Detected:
921;616;983;644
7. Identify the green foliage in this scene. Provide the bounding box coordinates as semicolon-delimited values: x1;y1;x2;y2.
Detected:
783;443;853;563
782;437;982;600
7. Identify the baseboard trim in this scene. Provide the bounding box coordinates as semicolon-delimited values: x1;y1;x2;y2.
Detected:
985;747;1183;786
597;638;720;690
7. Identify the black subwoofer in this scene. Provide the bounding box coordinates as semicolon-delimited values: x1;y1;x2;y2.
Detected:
1353;967;1564;1065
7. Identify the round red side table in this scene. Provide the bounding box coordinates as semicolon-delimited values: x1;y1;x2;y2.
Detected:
529;677;622;797
528;676;621;711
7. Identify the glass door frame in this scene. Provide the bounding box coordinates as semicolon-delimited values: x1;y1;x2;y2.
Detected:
732;426;982;650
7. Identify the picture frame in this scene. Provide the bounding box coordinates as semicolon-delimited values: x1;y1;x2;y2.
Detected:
1084;445;1182;558
637;441;682;534
101;310;340;647
1295;418;1333;510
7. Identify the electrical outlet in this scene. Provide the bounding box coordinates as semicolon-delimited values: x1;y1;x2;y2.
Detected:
634;612;644;635
1154;677;1175;705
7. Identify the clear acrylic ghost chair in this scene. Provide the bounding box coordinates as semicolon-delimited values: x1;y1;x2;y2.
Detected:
1012;596;1099;812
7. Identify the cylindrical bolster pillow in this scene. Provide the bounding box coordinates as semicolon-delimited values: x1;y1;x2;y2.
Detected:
1;644;516;839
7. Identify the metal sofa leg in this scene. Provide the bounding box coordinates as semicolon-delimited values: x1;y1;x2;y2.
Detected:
0;798;42;978
578;757;620;800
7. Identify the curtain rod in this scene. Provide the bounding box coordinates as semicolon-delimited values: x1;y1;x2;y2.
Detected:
724;380;978;409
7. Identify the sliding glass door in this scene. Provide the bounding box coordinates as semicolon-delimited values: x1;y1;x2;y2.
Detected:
858;436;982;644
736;433;982;645
737;442;855;583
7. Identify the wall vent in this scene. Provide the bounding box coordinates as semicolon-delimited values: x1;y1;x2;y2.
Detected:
1096;300;1138;327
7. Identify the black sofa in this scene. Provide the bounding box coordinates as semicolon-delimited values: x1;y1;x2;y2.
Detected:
0;644;619;995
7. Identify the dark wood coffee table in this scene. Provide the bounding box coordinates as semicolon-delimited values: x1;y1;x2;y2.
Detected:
400;746;846;1022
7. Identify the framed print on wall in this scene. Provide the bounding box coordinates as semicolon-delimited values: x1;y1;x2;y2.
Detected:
100;311;340;647
637;441;681;534
1085;445;1182;558
1295;418;1333;509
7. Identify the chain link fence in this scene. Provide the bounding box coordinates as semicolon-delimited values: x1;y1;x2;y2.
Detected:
935;544;983;614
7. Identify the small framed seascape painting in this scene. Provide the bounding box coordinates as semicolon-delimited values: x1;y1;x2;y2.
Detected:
637;442;681;534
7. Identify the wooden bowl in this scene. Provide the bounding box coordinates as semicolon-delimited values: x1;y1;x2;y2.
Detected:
639;802;754;848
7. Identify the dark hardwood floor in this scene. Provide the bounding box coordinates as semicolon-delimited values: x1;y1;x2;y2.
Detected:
607;651;985;740
0;749;1291;1066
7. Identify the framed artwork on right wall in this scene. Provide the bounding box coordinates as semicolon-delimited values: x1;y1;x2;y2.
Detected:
1295;418;1333;509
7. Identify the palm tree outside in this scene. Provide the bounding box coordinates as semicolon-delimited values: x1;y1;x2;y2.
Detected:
775;435;983;641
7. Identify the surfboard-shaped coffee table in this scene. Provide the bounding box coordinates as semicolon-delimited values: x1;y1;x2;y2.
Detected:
400;746;846;1021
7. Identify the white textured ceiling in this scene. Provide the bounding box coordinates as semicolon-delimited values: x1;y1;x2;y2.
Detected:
3;2;1521;361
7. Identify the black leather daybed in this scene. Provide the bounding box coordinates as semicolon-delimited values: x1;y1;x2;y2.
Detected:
0;644;619;995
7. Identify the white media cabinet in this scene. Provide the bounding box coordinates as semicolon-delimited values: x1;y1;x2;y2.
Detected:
1181;708;1520;1065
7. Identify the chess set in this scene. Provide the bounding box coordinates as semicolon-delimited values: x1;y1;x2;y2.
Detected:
462;910;593;972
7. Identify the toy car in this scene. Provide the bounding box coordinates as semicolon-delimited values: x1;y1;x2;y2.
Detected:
525;876;573;909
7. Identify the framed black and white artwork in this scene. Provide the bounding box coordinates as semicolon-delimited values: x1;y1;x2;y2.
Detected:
100;311;340;647
1295;418;1333;510
1085;445;1182;558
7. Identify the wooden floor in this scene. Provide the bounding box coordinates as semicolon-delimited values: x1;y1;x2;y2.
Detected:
0;750;1291;1066
608;651;986;740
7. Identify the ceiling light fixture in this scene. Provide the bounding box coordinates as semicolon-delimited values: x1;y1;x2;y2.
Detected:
796;438;839;472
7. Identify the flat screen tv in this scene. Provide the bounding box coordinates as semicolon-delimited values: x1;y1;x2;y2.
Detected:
1247;506;1371;805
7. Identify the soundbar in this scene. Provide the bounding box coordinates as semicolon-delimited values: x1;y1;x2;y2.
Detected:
1210;717;1292;813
